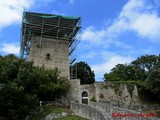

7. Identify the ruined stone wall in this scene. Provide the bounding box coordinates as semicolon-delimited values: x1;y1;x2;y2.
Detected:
70;101;110;120
79;84;96;104
90;102;160;120
28;36;69;78
93;82;139;106
67;79;96;104
68;80;139;106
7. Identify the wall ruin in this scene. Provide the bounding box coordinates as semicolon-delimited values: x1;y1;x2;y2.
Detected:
67;80;139;107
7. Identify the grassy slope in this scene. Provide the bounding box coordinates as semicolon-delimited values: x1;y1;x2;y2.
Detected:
30;105;87;120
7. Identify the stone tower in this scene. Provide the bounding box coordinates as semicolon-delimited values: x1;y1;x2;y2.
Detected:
20;12;81;78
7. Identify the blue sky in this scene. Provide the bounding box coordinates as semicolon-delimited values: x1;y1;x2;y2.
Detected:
0;0;160;81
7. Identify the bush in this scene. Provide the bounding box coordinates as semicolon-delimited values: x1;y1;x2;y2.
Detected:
0;83;38;120
90;96;97;102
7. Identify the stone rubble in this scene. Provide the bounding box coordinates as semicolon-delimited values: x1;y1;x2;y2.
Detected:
45;112;71;120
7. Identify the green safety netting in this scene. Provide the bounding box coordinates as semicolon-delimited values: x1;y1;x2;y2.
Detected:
23;12;80;20
41;15;80;20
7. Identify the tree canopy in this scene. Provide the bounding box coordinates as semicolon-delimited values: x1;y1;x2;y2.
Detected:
0;54;69;120
104;54;160;82
72;61;95;84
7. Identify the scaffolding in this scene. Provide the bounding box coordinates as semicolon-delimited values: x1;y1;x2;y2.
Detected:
20;12;81;79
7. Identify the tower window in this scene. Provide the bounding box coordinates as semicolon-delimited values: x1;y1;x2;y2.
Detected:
46;53;50;60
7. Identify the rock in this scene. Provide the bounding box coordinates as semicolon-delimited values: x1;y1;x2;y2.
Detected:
62;112;68;117
45;112;71;120
45;114;55;120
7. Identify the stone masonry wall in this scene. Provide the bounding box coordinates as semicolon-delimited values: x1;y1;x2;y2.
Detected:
68;80;160;119
28;36;69;78
67;79;96;104
94;82;139;107
68;80;139;106
70;101;110;120
90;102;160;120
79;84;96;104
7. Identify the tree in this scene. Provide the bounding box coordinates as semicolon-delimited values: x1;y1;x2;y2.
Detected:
0;54;70;100
104;64;141;81
0;54;22;83
0;54;70;119
145;67;160;96
132;66;146;81
131;55;159;74
17;66;69;100
0;83;38;120
104;55;159;82
72;61;95;84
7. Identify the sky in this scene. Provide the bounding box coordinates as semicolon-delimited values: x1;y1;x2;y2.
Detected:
0;0;160;81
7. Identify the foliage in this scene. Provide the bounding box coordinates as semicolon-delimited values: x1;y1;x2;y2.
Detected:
104;64;146;82
90;96;97;102
30;105;87;120
143;67;160;100
0;83;38;120
104;64;130;81
131;55;159;73
0;54;70;119
30;105;69;120
0;54;23;83
72;61;95;84
16;66;69;100
99;94;104;99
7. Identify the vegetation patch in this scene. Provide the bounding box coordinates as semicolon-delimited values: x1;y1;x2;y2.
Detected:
29;105;68;120
0;54;70;120
71;61;95;85
29;105;87;120
90;95;97;102
99;94;104;99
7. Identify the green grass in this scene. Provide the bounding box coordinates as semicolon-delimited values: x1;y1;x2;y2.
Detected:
30;105;87;120
30;105;68;120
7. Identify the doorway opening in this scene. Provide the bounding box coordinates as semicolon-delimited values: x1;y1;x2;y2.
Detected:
82;91;88;105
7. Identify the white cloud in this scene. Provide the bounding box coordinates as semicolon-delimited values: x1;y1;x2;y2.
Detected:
131;14;160;39
0;0;34;30
92;54;133;80
0;0;61;30
108;0;160;41
81;0;160;44
81;26;106;43
80;0;160;80
81;25;131;49
0;43;20;55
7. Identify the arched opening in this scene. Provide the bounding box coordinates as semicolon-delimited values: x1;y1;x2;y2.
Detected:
46;53;50;60
82;91;88;105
